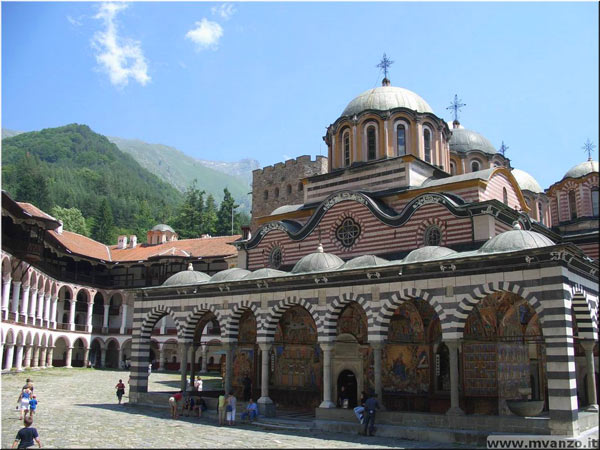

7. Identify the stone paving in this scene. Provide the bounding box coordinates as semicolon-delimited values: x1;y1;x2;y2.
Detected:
2;368;466;448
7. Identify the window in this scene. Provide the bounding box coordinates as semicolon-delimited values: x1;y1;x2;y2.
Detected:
424;225;442;246
503;187;508;205
264;190;269;200
269;247;282;269
424;129;431;163
450;161;456;175
592;188;599;216
336;217;361;248
275;187;279;198
568;190;577;219
538;202;544;225
343;131;351;167
471;159;481;172
367;126;377;160
298;182;303;192
287;184;292;195
396;124;406;156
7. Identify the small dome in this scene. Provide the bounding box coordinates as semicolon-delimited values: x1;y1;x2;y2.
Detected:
479;229;555;254
343;255;389;269
163;263;210;286
342;86;433;117
291;244;344;274
511;169;543;194
404;246;457;263
209;268;251;282
151;224;175;233
563;160;598;180
449;128;496;155
243;268;288;280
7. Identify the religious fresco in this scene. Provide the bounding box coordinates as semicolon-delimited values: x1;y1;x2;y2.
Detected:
463;342;497;396
238;310;257;344
383;344;430;393
497;343;530;398
388;302;424;342
337;303;368;344
274;306;317;344
360;346;374;394
232;346;256;395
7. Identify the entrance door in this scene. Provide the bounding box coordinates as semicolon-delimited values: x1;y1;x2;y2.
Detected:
337;370;358;408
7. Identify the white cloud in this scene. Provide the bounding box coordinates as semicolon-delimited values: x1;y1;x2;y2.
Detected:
211;3;236;20
91;2;150;87
185;18;223;51
66;15;83;26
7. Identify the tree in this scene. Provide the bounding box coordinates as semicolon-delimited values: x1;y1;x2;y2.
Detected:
216;188;239;236
203;194;218;236
173;180;205;239
14;154;51;211
92;198;116;244
50;206;89;236
134;200;156;243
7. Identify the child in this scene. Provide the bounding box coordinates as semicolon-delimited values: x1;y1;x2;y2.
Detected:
12;416;42;448
28;395;38;418
17;388;32;421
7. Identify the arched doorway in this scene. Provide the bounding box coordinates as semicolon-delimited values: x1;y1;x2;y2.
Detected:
72;338;86;367
90;339;103;368
337;369;358;408
53;337;68;367
232;309;258;400
106;340;120;368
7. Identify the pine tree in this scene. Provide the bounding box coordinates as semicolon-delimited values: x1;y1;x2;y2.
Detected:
92;198;116;244
203;194;218;236
174;180;205;239
216;188;239;235
15;154;51;211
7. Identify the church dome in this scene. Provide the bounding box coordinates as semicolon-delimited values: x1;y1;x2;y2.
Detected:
478;228;554;254
243;268;288;280
342;254;389;269
162;263;210;286
341;86;433;117
449;128;496;155
511;169;543;194
404;246;457;263
209;267;251;282
291;244;344;274
563;160;598;180
151;224;175;233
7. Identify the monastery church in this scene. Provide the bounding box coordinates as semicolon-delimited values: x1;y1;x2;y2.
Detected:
1;68;598;443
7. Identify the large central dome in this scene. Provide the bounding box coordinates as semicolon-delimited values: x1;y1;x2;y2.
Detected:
342;85;433;117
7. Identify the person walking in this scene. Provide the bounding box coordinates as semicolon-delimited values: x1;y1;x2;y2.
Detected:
12;416;42;449
242;373;252;402
363;392;380;437
226;392;237;426
168;391;183;419
218;393;227;426
17;387;32;421
194;376;203;392
28;396;38;418
115;379;126;404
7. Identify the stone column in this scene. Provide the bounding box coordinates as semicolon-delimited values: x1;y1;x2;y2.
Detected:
43;294;51;327
65;346;73;368
39;346;48;369
86;302;93;332
581;340;599;412
160;315;166;334
15;344;24;371
120;304;129;334
446;340;464;415
28;288;38;324
4;344;15;370
20;285;30;324
201;345;208;373
1;277;11;318
189;345;196;385
36;291;44;325
51;296;58;329
224;343;235;395
372;341;384;408
319;342;335;408
258;342;275;417
24;345;33;369
100;348;107;368
10;281;21;322
32;346;40;368
0;343;3;370
69;300;76;331
179;342;189;392
103;304;110;332
83;347;90;367
46;346;54;368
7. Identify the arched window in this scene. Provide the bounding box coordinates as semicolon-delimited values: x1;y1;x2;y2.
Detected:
396;124;406;156
274;187;279;198
450;161;456;175
568;190;577;219
471;159;481;172
286;184;292;195
502;187;508;205
343;131;351;167
538;202;544;225
424;129;432;163
592;188;599;216
367;125;377;160
263;190;268;201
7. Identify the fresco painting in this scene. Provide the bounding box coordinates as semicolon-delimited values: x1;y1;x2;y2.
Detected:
383;344;430;393
337;303;368;343
497;342;530;398
388;302;424;342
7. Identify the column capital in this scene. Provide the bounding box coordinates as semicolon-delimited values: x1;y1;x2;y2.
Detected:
445;339;462;351
12;280;22;286
258;342;272;352
581;340;597;352
319;342;335;352
369;340;385;350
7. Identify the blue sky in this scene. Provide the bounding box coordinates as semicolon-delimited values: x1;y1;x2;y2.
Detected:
2;1;598;189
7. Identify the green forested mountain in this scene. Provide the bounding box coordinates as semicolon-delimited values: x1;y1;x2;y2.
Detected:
2;124;183;243
107;135;252;213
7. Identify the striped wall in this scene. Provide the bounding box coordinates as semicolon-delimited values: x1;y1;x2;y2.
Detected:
548;174;599;225
482;172;521;210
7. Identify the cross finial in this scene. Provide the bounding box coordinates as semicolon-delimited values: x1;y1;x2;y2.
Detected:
446;94;466;122
582;139;596;161
499;141;509;157
376;53;394;80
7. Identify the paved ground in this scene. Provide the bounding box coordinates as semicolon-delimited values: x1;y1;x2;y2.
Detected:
2;368;463;448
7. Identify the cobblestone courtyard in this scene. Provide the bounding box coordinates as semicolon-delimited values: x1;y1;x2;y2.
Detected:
2;368;465;448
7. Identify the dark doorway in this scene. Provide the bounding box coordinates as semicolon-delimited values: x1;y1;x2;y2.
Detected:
337;370;358;408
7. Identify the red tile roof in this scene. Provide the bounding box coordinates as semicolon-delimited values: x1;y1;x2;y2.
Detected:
18;202;57;221
49;229;112;261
